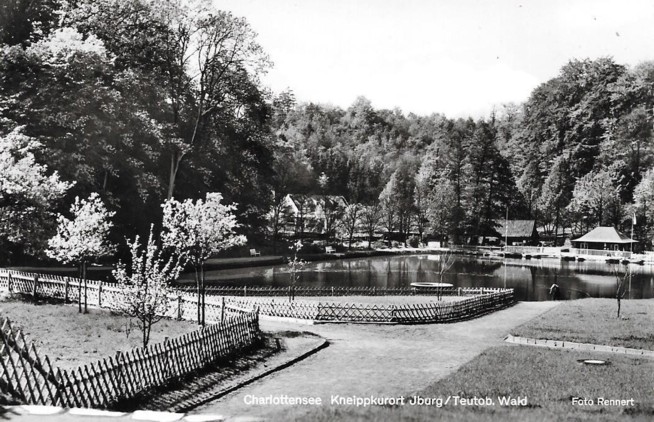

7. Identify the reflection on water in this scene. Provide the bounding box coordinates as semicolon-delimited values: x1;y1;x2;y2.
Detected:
179;255;654;301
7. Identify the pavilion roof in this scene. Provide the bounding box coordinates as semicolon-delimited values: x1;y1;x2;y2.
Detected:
572;226;637;244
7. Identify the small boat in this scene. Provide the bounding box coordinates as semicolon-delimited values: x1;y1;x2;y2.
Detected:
606;258;620;264
410;282;454;288
629;259;645;265
562;256;576;261
621;259;630;265
576;257;585;262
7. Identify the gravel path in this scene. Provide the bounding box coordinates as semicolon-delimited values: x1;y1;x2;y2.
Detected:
192;301;559;420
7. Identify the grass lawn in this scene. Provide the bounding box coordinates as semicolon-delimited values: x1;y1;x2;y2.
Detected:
512;298;654;350
271;299;654;421
0;295;198;370
292;346;654;422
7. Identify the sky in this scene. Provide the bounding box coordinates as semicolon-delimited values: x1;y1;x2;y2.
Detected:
213;0;654;118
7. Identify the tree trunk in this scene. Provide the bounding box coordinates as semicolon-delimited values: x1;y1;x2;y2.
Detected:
142;319;149;348
83;260;88;314
194;267;200;324
167;151;184;200
200;263;206;326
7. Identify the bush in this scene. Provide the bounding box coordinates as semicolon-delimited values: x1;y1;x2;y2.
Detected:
299;242;323;254
408;236;420;248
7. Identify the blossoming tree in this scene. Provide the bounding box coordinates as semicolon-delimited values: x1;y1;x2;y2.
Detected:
47;193;115;313
0;127;72;260
113;226;183;347
162;192;245;325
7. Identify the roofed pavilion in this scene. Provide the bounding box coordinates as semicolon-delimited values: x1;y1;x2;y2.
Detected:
572;226;637;251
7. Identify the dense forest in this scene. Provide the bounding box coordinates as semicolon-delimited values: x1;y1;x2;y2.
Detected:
2;0;654;264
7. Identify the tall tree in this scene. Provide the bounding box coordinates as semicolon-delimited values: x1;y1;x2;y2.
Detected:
567;168;621;231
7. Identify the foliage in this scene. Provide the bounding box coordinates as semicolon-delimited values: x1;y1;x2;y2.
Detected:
426;178;458;241
339;203;362;249
0;127;72;258
5;1;654;259
113;226;183;347
161;192;245;325
161;192;246;266
567;169;621;231
632;168;654;245
360;203;382;248
46;193;115;264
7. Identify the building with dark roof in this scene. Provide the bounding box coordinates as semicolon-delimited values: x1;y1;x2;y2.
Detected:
572;226;637;251
493;220;538;246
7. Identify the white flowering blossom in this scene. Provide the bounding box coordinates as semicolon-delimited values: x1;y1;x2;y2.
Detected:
0;127;72;250
162;192;245;325
161;192;246;265
27;27;111;67
0;127;71;207
113;226;182;347
47;193;115;264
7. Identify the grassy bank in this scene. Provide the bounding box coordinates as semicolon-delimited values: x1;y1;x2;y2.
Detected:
0;296;197;369
276;298;654;421
512;298;654;350
291;346;653;421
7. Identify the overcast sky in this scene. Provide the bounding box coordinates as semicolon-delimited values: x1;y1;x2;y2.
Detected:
214;0;654;118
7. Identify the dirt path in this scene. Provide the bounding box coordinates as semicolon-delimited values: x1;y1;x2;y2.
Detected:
192;301;559;420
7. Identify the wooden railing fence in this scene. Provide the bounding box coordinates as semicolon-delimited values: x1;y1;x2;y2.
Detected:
0;312;260;409
181;285;507;298
215;289;514;323
0;269;514;325
0;269;262;408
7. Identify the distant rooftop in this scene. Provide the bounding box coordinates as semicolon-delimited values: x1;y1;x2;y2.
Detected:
495;220;536;238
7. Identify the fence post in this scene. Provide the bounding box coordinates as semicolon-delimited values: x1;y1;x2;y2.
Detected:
458;287;461;296
98;281;103;307
32;274;38;298
164;337;170;379
176;295;182;320
244;286;247;297
64;277;69;303
7;272;12;293
220;297;225;324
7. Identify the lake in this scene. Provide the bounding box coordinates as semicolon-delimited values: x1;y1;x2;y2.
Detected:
180;254;654;301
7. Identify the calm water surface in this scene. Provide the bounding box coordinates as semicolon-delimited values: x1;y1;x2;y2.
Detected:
181;255;654;301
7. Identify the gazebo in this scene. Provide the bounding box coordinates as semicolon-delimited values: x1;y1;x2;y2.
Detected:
571;227;637;252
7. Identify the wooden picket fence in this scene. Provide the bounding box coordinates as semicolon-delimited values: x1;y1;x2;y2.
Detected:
218;289;515;323
0;311;260;408
0;269;262;408
0;269;514;325
0;270;237;324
